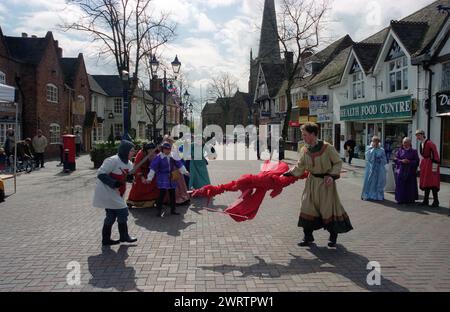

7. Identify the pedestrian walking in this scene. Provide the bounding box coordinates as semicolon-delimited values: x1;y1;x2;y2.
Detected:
3;128;15;167
284;122;353;248
58;130;68;166
32;130;48;168
361;136;387;201
415;130;440;207
93;140;137;246
146;142;189;217
344;136;356;165
394;137;419;204
75;131;82;157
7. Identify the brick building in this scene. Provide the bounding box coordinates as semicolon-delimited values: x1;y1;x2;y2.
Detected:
0;27;90;157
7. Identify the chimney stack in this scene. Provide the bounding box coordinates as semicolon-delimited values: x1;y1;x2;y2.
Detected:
21;33;28;38
284;51;294;75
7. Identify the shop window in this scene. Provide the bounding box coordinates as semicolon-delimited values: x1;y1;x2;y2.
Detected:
0;71;5;84
442;118;450;168
389;56;408;93
46;84;58;103
442;62;450;91
50;123;60;144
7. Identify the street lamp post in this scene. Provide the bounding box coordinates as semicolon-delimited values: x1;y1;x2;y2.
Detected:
183;90;190;126
149;54;181;136
189;102;193;128
121;69;130;141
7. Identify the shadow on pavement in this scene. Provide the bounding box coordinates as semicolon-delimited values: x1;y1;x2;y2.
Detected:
130;205;196;237
200;246;409;292
370;199;449;216
189;197;228;215
87;245;142;292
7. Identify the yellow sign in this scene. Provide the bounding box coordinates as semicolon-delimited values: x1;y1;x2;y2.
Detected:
298;116;317;123
297;99;309;109
72;98;86;115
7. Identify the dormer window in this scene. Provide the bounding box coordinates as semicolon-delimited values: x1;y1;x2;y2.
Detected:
388;56;408;93
385;40;405;61
350;60;365;100
303;61;320;77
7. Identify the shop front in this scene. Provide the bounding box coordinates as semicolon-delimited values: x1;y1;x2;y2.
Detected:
437;92;450;169
340;95;414;163
317;112;333;145
311;95;333;145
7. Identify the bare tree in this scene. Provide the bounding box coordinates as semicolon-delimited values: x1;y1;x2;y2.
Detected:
207;72;239;120
61;0;176;132
276;0;331;140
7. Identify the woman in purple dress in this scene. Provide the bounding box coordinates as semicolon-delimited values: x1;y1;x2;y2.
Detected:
394;138;419;204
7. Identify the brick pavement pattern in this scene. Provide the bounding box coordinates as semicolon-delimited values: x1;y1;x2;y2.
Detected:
1;150;450;292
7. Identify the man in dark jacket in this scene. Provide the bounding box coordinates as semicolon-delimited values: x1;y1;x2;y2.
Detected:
344;136;356;165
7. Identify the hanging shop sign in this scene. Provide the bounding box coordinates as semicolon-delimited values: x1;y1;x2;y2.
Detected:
297;99;310;109
299;116;317;124
309;95;329;115
340;95;412;121
437;92;450;115
317;113;333;123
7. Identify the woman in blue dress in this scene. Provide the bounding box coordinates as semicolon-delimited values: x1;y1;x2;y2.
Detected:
189;137;213;190
362;136;387;201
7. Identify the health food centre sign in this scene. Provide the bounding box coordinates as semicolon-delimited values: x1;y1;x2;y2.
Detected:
340;96;412;121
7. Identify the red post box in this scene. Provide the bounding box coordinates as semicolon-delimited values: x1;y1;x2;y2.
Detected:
63;135;76;171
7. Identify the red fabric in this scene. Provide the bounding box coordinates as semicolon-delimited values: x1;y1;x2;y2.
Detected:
128;150;160;202
419;140;440;190
192;161;308;222
110;169;129;197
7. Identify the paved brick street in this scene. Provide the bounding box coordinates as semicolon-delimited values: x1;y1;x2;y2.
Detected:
1;150;450;292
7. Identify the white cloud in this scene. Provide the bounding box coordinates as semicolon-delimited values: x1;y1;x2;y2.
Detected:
196;12;218;32
327;0;435;42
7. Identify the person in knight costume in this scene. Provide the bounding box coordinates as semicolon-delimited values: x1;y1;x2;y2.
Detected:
93;140;138;246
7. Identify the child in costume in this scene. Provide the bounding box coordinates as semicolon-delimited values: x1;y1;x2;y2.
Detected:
93;140;138;246
146;142;189;217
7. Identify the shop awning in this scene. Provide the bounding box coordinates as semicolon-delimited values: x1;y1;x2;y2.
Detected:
0;83;15;102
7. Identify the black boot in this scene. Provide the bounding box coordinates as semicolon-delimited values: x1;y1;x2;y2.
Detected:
102;224;120;246
298;230;314;247
420;189;430;206
169;189;180;215
118;223;137;243
328;231;338;248
431;189;439;208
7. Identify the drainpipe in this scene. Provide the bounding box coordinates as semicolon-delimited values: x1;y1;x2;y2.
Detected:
424;64;433;139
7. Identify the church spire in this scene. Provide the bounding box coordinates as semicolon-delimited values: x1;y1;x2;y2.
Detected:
258;0;281;63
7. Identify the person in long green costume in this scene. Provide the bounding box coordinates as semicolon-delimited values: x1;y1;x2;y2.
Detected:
189;137;212;190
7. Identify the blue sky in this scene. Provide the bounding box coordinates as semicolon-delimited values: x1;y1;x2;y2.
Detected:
0;0;437;112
